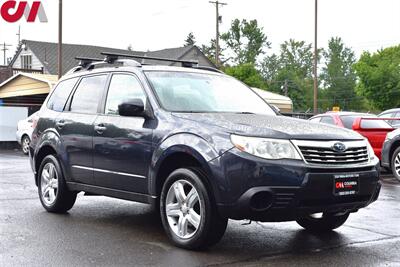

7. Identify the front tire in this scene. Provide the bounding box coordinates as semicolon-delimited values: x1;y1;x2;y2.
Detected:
296;212;350;232
391;146;400;181
160;168;228;250
38;155;77;213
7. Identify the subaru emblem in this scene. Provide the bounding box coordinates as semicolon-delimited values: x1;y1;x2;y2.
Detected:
332;142;346;152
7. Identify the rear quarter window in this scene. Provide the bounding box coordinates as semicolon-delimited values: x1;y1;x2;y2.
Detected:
47;78;78;112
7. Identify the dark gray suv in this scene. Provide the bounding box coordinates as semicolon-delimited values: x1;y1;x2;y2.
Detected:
30;54;381;250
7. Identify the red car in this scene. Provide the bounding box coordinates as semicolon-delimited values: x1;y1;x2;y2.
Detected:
309;112;394;159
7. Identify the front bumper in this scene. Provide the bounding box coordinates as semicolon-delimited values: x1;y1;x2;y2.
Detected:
211;148;381;222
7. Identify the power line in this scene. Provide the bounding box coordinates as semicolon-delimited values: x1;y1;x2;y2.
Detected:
1;42;12;65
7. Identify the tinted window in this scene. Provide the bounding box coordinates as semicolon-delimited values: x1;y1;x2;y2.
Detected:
47;78;78;112
379;112;396;126
70;75;107;114
379;113;393;119
360;119;391;129
341;115;391;129
320;116;335;125
105;74;146;115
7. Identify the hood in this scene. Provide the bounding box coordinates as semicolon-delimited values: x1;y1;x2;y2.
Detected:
173;113;363;140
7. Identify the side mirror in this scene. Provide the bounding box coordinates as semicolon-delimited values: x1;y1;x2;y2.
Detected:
118;99;145;117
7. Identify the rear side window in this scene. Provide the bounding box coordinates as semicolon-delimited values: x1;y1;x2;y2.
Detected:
70;75;107;114
47;78;78;112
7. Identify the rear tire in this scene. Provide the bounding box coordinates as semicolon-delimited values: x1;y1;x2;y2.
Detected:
390;146;400;182
38;155;77;213
296;212;350;232
160;168;228;250
21;135;30;155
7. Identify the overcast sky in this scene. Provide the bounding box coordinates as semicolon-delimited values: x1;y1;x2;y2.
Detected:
1;0;400;64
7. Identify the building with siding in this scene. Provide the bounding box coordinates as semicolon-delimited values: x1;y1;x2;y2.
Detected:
8;40;215;76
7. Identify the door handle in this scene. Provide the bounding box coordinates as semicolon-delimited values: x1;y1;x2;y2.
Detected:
56;120;65;129
94;124;107;134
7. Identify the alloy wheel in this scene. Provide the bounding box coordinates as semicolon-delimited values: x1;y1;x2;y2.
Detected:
165;179;202;239
394;152;400;177
40;162;59;206
22;137;30;154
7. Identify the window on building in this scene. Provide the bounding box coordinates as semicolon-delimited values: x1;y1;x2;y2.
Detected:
21;55;32;69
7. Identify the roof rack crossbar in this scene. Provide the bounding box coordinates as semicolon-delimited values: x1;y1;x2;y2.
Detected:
101;52;198;67
75;57;104;67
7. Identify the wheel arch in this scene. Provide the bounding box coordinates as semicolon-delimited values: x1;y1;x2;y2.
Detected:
33;130;66;186
150;133;220;199
389;140;400;165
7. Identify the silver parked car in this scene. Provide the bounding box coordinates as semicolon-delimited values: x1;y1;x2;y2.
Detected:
378;108;400;128
16;112;38;155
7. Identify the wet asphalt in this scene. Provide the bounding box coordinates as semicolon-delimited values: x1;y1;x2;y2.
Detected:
0;150;399;267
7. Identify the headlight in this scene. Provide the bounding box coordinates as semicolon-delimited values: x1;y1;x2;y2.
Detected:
230;135;302;160
365;140;375;160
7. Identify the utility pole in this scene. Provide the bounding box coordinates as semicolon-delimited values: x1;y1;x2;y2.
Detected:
209;1;227;68
58;0;63;79
313;0;318;114
1;42;12;66
16;26;21;44
283;79;288;96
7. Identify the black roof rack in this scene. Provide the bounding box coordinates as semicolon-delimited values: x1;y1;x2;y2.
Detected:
101;52;199;67
67;52;221;75
75;57;103;67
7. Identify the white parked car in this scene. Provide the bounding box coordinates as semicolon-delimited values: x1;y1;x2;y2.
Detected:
16;112;39;155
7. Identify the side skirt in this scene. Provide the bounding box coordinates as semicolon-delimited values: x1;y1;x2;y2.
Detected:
67;182;157;205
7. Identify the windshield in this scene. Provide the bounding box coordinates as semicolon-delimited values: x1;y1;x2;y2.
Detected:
340;115;392;129
145;71;275;115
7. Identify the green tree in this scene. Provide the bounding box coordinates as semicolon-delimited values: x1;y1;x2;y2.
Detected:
201;39;227;66
224;63;267;89
260;39;315;111
354;45;400;110
320;37;361;110
201;39;217;64
184;32;196;46
221;19;270;64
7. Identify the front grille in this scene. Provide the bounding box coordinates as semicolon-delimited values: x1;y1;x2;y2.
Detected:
293;140;370;166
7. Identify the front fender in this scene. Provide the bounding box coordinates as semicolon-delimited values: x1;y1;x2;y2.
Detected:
149;133;222;197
